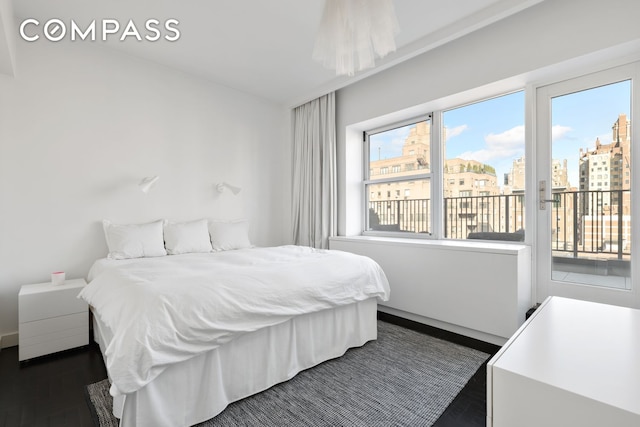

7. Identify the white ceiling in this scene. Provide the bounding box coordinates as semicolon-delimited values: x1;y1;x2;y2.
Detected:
11;0;543;106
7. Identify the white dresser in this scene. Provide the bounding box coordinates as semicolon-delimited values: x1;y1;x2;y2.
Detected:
18;278;89;361
487;296;640;427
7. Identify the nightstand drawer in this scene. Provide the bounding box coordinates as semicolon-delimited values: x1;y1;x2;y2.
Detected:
19;312;88;340
19;282;87;323
19;332;88;361
20;322;88;347
18;315;89;361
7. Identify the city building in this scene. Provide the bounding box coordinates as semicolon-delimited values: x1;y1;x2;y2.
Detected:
443;158;500;237
579;114;632;254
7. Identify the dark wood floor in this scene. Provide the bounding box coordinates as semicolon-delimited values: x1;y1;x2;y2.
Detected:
0;344;107;427
0;316;499;427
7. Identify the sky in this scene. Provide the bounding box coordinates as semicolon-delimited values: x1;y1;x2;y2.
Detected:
443;90;525;185
370;81;631;189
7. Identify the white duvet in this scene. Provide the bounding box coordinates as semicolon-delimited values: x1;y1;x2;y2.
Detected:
79;245;390;397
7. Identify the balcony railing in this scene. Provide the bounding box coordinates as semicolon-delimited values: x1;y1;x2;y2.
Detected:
550;189;630;259
368;199;431;233
444;193;525;237
368;189;631;259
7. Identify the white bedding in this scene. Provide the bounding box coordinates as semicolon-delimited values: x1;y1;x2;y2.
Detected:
80;245;390;398
93;299;379;427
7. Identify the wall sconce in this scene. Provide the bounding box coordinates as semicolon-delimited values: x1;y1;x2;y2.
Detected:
139;176;160;194
216;182;241;195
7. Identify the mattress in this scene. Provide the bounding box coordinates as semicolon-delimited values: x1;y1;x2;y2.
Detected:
92;297;378;427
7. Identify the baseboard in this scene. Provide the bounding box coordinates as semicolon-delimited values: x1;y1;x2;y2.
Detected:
378;305;507;349
1;332;18;349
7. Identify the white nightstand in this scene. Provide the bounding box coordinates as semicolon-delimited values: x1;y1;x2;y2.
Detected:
18;278;89;361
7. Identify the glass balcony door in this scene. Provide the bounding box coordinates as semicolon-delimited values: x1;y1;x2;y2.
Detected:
535;63;639;308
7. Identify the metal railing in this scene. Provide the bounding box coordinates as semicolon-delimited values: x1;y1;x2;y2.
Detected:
443;194;525;237
368;199;431;233
550;189;630;259
368;189;631;259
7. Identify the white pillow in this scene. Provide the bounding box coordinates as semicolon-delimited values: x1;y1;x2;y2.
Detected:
103;219;167;260
163;219;213;255
208;220;252;251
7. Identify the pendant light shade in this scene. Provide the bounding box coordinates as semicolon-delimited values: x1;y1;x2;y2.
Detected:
313;0;399;76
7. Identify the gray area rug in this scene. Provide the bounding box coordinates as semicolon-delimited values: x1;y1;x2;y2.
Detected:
86;321;489;427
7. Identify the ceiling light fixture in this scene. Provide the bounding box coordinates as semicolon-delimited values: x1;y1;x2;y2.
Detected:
312;0;399;77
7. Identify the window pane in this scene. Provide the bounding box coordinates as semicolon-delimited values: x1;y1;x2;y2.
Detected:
443;92;525;241
367;120;432;234
367;179;431;233
368;120;431;180
551;80;631;290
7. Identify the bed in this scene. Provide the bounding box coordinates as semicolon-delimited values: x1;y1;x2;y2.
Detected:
80;243;390;427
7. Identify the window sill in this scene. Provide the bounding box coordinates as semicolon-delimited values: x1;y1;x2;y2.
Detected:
330;235;529;255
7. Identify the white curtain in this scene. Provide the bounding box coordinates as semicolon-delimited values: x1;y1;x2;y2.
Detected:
291;92;336;249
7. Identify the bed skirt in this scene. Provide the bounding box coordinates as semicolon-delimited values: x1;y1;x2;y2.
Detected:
93;298;378;427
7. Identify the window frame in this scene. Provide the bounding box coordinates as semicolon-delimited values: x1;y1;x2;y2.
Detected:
363;114;434;238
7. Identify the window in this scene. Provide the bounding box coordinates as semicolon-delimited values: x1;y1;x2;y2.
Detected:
443;91;525;239
365;117;432;234
364;91;525;240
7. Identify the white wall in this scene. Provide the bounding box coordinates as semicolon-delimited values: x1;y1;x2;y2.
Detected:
0;0;16;76
0;39;289;339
